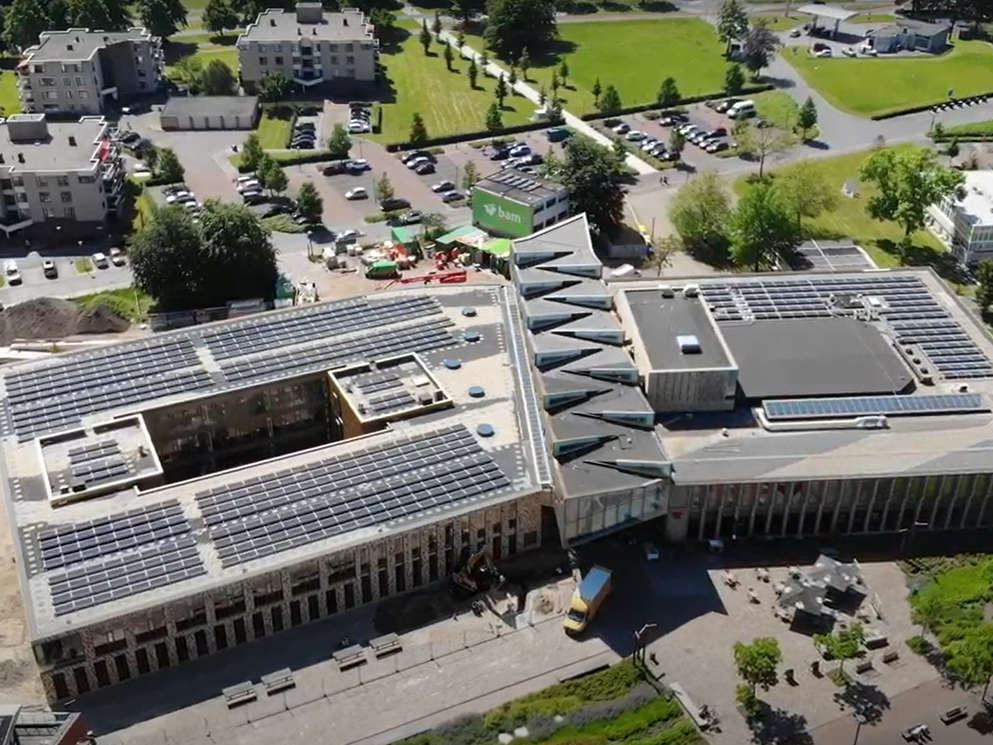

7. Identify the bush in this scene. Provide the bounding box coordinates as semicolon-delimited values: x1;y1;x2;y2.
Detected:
385;117;566;152
906;635;932;655
578;84;775;122
433;715;491;745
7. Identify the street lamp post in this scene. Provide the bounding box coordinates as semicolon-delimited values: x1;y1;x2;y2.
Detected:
632;623;657;668
852;714;865;745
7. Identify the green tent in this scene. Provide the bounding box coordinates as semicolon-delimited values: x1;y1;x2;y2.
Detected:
391;225;419;246
480;238;511;257
436;225;487;246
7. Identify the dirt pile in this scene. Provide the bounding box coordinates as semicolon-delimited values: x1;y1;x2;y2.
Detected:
0;297;130;346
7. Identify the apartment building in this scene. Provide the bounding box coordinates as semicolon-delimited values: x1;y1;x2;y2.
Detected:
928;170;993;267
237;4;377;94
0;114;124;236
17;28;162;116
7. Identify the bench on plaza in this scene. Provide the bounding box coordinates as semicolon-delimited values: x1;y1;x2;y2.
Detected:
262;668;295;695
854;660;873;674
370;633;402;659
940;706;968;725
669;682;712;730
334;644;367;670
222;681;257;708
882;650;899;665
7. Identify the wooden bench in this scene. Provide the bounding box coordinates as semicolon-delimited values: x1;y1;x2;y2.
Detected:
334;644;367;670
854;660;873;674
370;633;402;659
222;681;257;709
261;668;295;695
882;650;900;665
669;682;711;730
940;706;968;725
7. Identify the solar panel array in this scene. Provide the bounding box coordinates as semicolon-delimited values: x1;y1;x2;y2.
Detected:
788;241;876;272
202;296;442;360
220;319;457;383
364;390;415;416
350;369;402;394
67;441;121;465
49;535;205;616
763;393;990;421
38;501;191;571
195;425;511;567
700;275;993;380
66;440;129;486
5;339;211;438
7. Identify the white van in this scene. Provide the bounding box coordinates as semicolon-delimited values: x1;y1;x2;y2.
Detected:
3;260;20;284
728;100;756;119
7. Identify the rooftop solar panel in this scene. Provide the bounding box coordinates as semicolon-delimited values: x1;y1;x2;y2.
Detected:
763;394;990;421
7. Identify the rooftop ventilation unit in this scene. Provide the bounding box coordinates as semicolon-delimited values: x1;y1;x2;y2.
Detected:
677;335;701;354
659;285;674;298
683;284;699;298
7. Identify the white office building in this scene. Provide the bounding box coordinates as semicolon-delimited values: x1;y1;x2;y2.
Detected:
928;170;993;266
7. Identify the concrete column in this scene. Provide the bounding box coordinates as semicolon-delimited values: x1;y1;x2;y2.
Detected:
913;476;931;528
977;475;993;526
880;479;896;532
961;475;980;530
944;475;962;530
829;481;845;534
748;485;761;537
928;475;945;527
697;486;711;541
863;480;880;533
796;483;812;538
714;488;728;538
764;484;776;536
781;483;795;537
813;482;827;535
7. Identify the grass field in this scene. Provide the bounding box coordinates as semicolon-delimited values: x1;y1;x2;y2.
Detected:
942;119;993;137
74;287;153;322
784;40;993;117
256;109;294;149
0;68;22;117
521;19;729;113
750;14;803;30
735;147;946;268
372;27;531;142
163;37;239;81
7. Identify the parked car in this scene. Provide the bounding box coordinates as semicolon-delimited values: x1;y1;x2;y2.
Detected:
625;130;647;142
401;151;433;164
322;161;349;176
789;27;802;37
546;127;571;142
346;159;370;171
237;179;261;194
612;122;630;134
42;259;57;279
659;113;688;125
261;204;291;218
707;141;730;153
109;247;126;266
165;190;191;204
380;197;411;212
517;153;544;166
489;148;510;161
92;252;109;269
348;121;371;134
715;98;740;114
338;228;361;242
441;191;464;203
508;145;531;157
432;180;456;193
399;210;423;225
4;260;21;284
406;156;431;169
415;162;436;175
345;187;368;200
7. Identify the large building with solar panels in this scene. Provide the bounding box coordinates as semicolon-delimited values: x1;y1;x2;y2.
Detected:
7;211;993;703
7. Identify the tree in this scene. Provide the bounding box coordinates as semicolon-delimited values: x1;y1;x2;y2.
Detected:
814;621;865;675
369;8;397;41
773;159;837;230
468;57;479;89
517;48;532;81
592;78;602;107
495;74;509;107
912;592;946;638
559;60;570;88
480;51;490;76
409;113;429;144
453;0;486;24
258;155;287;195
203;0;238;36
443;40;455;71
669;171;732;261
507;66;518;91
797;96;818;141
741;20;780;77
859;146;966;242
949;624;993;699
547;98;563;123
419;19;432;54
598;84;622;115
736;124;793;179
462;160;479;191
3;0;51;52
538;85;547;107
241;133;264;173
130;202;278;312
668;128;686;161
559;137;626;237
730;179;799;271
156;147;185;183
724;63;745;95
200;59;237;95
259;71;290;102
456;30;466;49
657;77;680;108
716;0;748;56
137;0;188;38
296;181;323;223
733;637;782;695
421;211;448;236
645;234;679;276
485;0;556;61
374;172;395;202
976;259;993;314
66;0;131;32
485;101;503;131
432;11;442;35
327;123;352;158
611;137;628;166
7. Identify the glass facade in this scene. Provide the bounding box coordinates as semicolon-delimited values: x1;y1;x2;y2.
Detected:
562;481;669;542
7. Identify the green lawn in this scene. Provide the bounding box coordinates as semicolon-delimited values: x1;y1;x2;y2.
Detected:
752;89;802;129
783;40;993;117
73;287;154;322
750;14;803;31
941;119;993;137
163;38;239;82
0;65;22;117
371;27;532;142
735;147;946;268
256;109;294;149
520;19;729;113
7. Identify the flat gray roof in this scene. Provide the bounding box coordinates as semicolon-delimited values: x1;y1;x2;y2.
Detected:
0;117;108;172
238;8;374;43
0;286;545;641
478;168;567;208
797;4;858;21
721;317;913;399
160;96;259;120
624;289;731;371
23;28;152;62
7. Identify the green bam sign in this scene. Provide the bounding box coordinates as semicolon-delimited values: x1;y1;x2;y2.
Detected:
472;190;533;237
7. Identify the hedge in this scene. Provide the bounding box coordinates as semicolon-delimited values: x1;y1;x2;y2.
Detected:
236;150;333;173
385;117;566;152
577;84;775;122
931;132;993;142
870;92;993;120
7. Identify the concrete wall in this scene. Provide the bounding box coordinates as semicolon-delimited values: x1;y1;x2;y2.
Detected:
644;368;736;412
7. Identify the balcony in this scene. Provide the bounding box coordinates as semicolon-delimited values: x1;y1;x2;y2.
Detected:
100;85;118;96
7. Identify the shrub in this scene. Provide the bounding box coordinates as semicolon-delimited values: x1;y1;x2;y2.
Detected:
562;684;658;728
484;696;583;731
735;683;759;715
434;714;491;745
906;635;932;654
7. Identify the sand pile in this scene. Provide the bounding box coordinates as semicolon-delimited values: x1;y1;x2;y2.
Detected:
0;297;130;346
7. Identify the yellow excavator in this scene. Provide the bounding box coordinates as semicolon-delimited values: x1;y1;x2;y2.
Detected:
450;549;504;598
